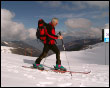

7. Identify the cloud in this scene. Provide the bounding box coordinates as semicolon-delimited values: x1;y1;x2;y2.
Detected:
65;18;92;29
37;1;62;7
104;23;109;29
54;13;86;19
1;9;15;20
64;18;105;39
37;1;109;11
92;12;109;19
89;27;102;38
28;28;36;39
72;1;109;10
1;9;36;41
63;27;102;39
36;13;86;19
85;1;109;9
71;1;87;10
48;1;62;7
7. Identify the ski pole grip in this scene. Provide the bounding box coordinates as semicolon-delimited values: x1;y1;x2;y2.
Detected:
59;31;61;36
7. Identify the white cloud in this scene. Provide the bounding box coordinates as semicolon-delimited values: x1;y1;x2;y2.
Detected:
92;12;109;19
1;9;15;21
37;1;109;11
37;1;62;7
35;13;86;19
63;27;102;39
1;9;36;41
65;18;92;29
64;18;104;39
104;23;109;29
48;1;62;7
71;1;87;10
85;1;109;9
71;1;109;10
28;28;36;39
54;13;86;19
89;27;102;38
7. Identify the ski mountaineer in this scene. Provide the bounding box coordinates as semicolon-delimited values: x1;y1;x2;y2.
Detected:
33;18;66;71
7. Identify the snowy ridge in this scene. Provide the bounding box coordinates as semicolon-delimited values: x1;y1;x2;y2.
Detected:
3;41;9;45
1;42;109;87
1;46;14;53
1;41;41;57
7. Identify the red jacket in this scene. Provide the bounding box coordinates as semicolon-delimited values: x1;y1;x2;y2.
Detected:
43;22;58;45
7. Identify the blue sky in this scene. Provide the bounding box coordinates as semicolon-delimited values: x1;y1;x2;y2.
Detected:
1;1;109;29
1;1;109;41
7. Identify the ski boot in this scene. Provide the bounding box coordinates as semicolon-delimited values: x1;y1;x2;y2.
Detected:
54;64;67;71
33;63;44;70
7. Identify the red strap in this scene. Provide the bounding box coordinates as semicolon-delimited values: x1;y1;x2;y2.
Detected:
39;24;43;27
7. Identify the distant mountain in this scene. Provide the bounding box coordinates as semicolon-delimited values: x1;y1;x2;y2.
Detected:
23;36;79;50
24;39;55;56
1;38;102;57
24;39;44;51
1;41;41;57
24;36;102;52
58;38;102;51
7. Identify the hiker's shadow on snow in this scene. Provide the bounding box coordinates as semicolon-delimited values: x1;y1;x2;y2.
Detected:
23;59;34;64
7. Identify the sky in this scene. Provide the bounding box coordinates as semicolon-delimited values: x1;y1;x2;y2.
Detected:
1;1;109;41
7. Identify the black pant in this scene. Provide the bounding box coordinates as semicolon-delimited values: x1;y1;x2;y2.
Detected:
35;44;61;65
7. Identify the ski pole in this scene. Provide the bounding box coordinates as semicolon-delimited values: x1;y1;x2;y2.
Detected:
59;32;65;50
58;32;72;79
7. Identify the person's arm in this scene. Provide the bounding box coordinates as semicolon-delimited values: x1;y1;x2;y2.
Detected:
45;24;58;39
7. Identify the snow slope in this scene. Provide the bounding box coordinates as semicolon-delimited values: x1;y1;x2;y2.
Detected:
1;43;109;87
1;46;14;53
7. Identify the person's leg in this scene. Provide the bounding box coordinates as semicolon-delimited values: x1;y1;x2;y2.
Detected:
50;44;61;65
50;44;66;71
35;44;49;64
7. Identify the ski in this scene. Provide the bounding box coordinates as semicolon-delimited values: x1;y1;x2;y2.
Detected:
22;66;91;74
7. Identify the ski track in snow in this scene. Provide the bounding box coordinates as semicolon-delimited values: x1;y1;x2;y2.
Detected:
1;43;109;87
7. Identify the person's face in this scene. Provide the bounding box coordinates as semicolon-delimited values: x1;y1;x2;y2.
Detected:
52;20;58;27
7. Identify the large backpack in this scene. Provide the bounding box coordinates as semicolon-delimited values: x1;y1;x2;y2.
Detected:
36;19;47;42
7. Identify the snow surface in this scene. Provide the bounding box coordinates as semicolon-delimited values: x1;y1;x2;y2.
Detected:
1;42;109;87
1;46;14;53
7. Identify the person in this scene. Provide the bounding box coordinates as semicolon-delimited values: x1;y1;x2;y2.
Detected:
33;18;66;71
